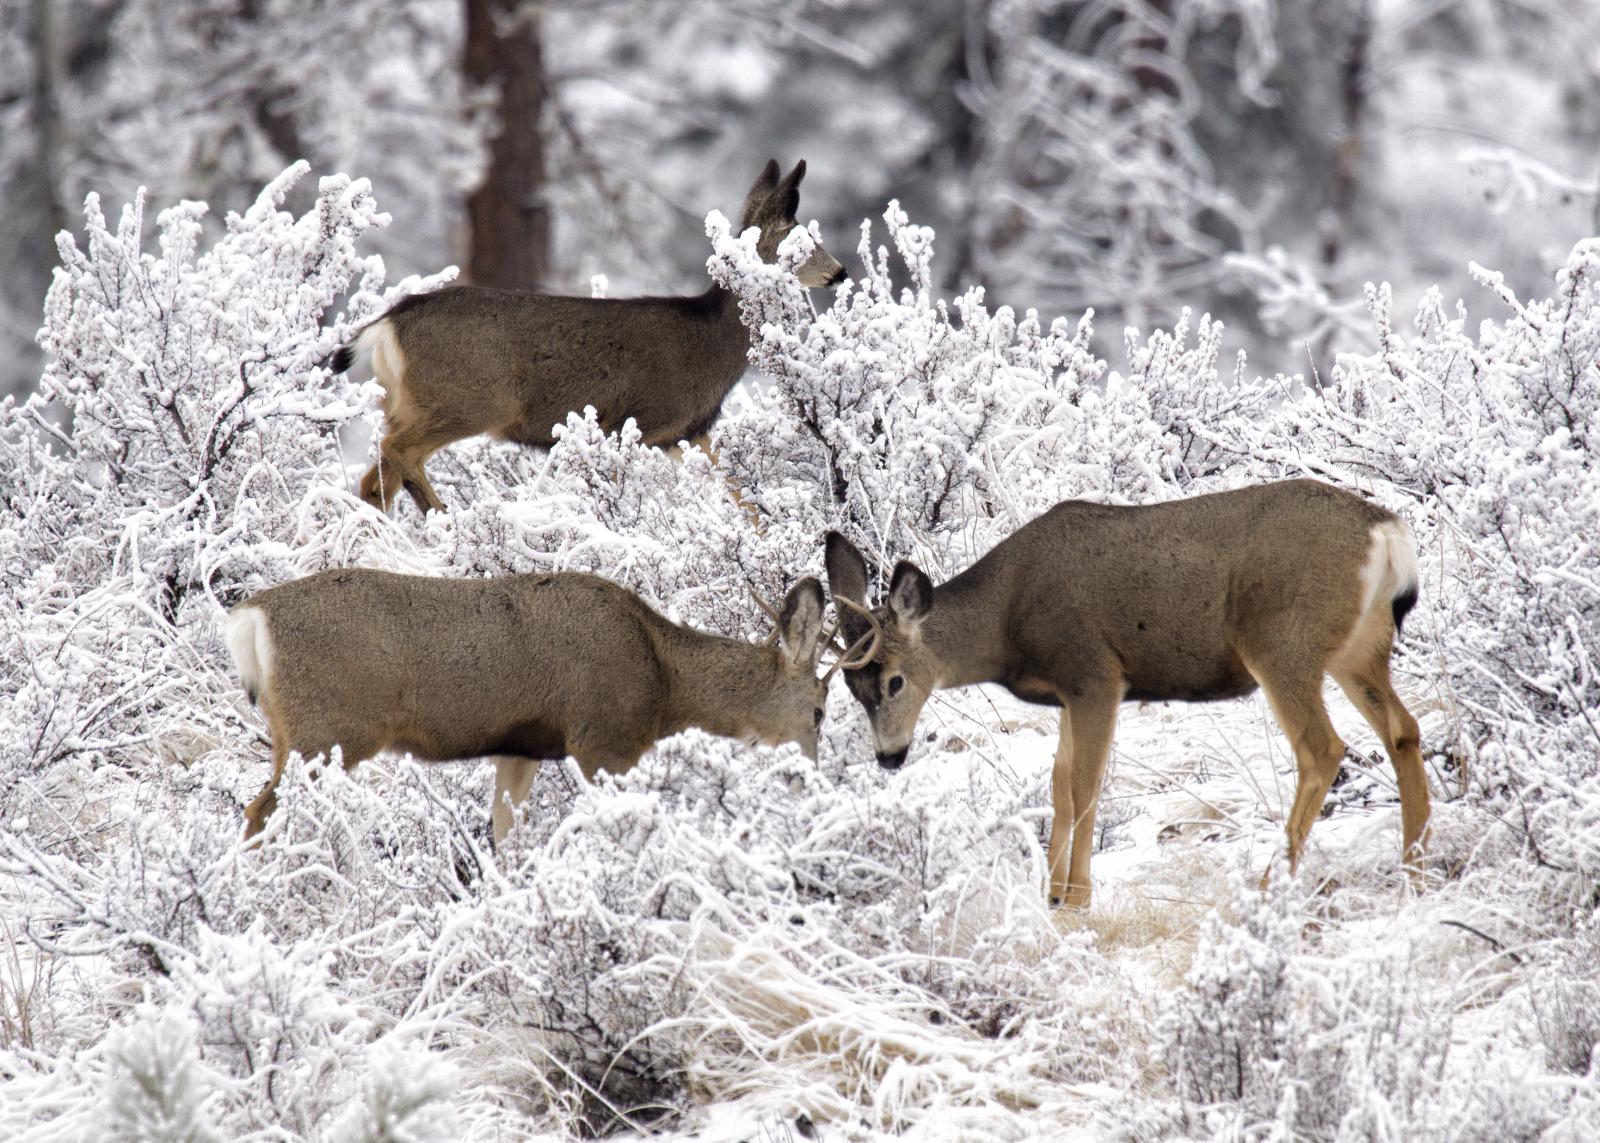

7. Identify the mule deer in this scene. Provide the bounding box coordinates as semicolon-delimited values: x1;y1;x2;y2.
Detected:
226;569;871;843
331;159;845;515
823;479;1431;908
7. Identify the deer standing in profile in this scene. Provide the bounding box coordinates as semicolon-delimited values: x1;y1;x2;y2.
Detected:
331;159;845;515
823;479;1432;908
226;569;874;843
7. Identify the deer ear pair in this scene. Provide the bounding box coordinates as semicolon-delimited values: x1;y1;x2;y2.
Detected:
745;158;807;219
823;532;932;640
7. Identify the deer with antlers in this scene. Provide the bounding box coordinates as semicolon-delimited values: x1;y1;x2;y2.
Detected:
331;159;845;515
226;569;876;843
823;479;1431;907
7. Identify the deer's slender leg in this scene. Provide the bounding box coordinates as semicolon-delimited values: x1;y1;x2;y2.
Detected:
491;757;542;845
243;698;381;841
359;450;405;512
360;369;493;514
1047;709;1073;904
362;424;454;515
243;741;289;841
396;455;447;516
1332;652;1430;867
1048;685;1121;908
1246;653;1348;872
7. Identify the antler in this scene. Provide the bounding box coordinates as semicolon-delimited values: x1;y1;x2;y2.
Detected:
823;595;883;682
747;583;783;645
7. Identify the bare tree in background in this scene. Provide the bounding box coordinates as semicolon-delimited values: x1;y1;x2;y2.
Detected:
0;0;112;400
967;0;1277;341
465;0;550;288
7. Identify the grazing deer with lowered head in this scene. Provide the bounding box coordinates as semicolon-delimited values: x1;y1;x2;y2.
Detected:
331;159;845;515
823;479;1431;908
226;569;873;843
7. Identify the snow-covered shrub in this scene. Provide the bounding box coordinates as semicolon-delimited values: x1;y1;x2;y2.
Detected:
712;201;1122;573
102;1009;221;1143
1164;871;1449;1140
1164;868;1300;1120
326;1042;461;1143
33;161;399;610
3;161;1600;1139
1532;912;1600;1076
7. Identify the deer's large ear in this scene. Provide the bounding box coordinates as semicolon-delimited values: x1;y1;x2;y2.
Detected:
887;561;933;632
741;159;782;227
772;158;806;217
779;577;827;667
824;531;872;641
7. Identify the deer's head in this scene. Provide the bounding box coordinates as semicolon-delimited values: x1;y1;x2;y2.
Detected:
823;532;937;770
740;159;846;289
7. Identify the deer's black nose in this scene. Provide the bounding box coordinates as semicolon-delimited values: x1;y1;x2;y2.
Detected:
876;747;908;770
827;265;848;286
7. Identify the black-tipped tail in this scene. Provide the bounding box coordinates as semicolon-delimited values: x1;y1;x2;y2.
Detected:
1391;585;1418;635
329;345;355;373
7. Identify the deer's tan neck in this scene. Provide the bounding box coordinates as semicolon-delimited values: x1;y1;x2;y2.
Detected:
658;624;778;743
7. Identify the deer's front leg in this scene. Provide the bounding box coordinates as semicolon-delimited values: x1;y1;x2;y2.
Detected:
490;756;542;845
1048;685;1121;908
1047;708;1076;907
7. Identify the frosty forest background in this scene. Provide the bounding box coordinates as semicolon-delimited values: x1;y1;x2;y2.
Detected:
3;0;1600;1139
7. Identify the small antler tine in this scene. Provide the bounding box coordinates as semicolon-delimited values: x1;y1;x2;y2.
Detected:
823;627;878;683
747;583;783;622
834;594;882;635
822;596;882;681
747;582;783;645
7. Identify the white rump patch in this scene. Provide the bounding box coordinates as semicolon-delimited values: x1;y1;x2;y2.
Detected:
358;319;406;394
1357;518;1419;616
225;606;274;702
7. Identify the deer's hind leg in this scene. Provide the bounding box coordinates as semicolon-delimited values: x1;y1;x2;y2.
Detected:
1243;649;1349;874
1330;610;1430;867
243;740;290;842
359;340;490;514
361;420;461;515
243;697;383;842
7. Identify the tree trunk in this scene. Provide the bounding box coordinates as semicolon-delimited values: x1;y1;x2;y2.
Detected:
463;0;551;290
0;0;69;397
237;0;308;168
1322;0;1371;267
28;0;67;241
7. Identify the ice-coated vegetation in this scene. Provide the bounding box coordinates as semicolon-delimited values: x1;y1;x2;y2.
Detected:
1;168;1597;1140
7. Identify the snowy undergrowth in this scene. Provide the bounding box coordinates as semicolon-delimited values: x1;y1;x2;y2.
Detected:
1;168;1597;1140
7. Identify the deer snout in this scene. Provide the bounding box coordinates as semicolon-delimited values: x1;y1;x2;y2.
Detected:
825;263;847;287
875;746;909;770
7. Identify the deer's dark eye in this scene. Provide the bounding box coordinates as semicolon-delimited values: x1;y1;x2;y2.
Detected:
813;707;824;728
886;675;905;698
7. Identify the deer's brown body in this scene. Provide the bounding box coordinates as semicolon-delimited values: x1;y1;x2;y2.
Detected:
335;159;844;514
825;479;1431;907
227;569;830;842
